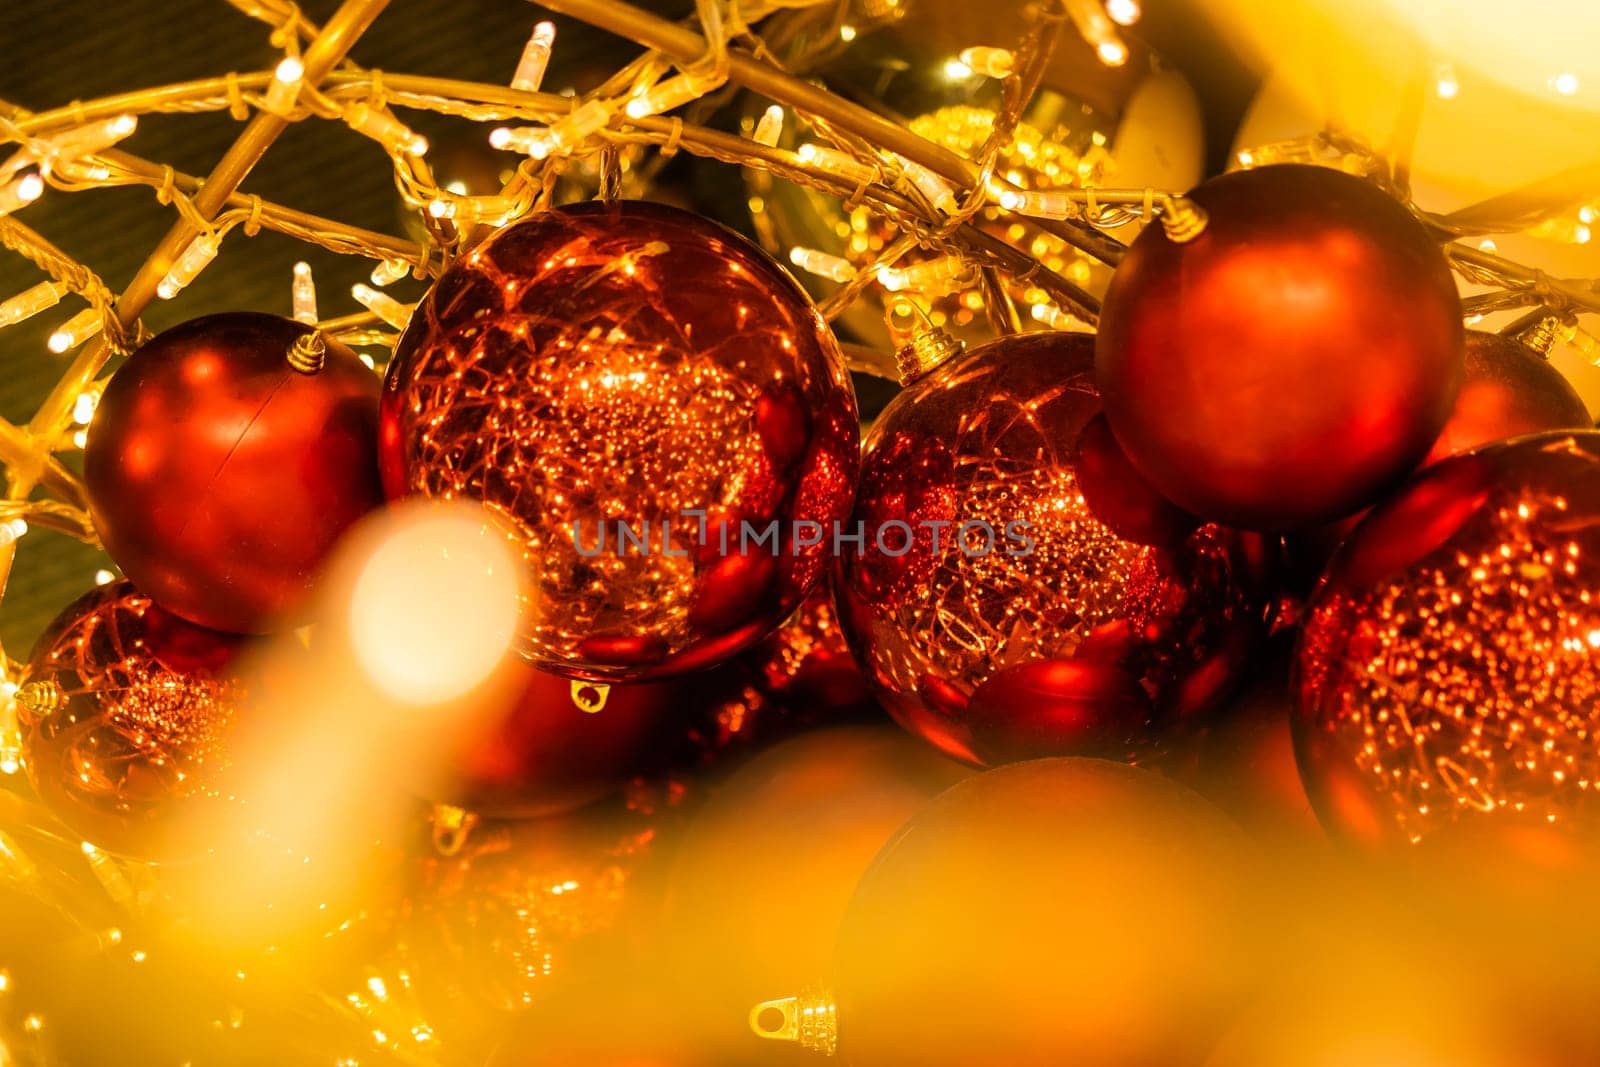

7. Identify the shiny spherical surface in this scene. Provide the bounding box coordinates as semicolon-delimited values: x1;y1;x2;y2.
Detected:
836;331;1273;766
18;581;250;860
1096;164;1464;529
833;759;1257;1067
381;201;859;682
85;312;384;633
1295;431;1600;850
448;664;681;818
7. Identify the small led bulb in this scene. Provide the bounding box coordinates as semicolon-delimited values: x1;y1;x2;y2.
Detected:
48;308;102;353
263;55;306;115
343;102;428;156
156;232;221;299
900;160;959;214
0;172;44;217
752;105;784;148
1031;302;1082;330
0;519;27;548
352;284;416;330
788;247;857;283
996;187;1074;218
624;75;702;119
878;256;963;293
1096;39;1128;66
370;259;410;287
958;47;1015;79
544;101;611;156
489;126;550;156
797;144;878;186
40;114;137;171
511;21;557;93
292;261;318;324
426;195;519;224
72;391;97;425
0;280;69;327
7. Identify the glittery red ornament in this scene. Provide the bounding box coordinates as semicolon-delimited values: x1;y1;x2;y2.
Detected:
1295;431;1600;851
1096;164;1464;529
448;663;682;819
814;759;1258;1066
836;331;1274;766
380;200;859;682
16;581;251;860
85;313;383;634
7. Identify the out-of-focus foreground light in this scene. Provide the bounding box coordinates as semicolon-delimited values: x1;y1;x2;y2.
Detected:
348;505;522;704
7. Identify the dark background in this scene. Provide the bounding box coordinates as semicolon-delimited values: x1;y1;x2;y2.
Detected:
0;0;1256;652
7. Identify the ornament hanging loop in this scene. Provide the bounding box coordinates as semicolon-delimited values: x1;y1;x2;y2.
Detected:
429;802;479;857
570;680;611;714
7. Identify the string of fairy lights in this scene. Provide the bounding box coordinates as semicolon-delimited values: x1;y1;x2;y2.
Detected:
0;0;1597;1059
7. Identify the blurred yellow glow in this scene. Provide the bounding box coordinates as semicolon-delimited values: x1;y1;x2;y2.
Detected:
1202;0;1600;204
1106;0;1141;26
348;508;520;704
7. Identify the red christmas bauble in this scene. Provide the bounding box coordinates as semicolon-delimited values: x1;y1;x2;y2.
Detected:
836;331;1275;766
448;663;682;818
1096;164;1464;529
404;799;670;1053
85;312;383;633
1424;329;1589;465
661;727;967;1059
16;581;252;860
681;584;877;763
381;200;859;682
1284;329;1590;589
1295;431;1600;851
827;759;1258;1066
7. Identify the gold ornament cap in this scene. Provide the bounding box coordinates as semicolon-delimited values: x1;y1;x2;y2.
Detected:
1160;196;1208;243
750;989;838;1056
287;329;327;374
895;326;965;384
1507;313;1566;357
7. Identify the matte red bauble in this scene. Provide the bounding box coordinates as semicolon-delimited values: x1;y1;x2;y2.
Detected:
16;581;251;860
836;331;1274;766
1096;163;1464;529
448;663;681;818
812;759;1257;1067
1295;431;1600;851
85;313;383;633
381;200;859;682
1425;329;1588;465
1284;329;1590;590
